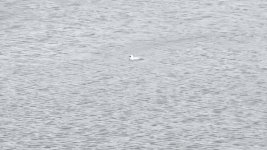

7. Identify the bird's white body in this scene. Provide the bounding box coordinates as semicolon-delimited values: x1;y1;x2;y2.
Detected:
129;55;143;61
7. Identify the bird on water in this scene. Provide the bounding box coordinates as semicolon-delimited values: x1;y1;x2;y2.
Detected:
129;55;143;61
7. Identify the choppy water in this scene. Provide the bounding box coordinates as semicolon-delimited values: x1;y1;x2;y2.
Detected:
1;0;267;149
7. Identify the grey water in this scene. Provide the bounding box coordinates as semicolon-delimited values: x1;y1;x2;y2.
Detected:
0;0;267;149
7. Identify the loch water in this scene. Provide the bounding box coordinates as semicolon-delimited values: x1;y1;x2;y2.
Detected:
0;0;267;149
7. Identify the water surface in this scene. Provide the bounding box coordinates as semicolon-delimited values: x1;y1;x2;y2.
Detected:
0;0;267;149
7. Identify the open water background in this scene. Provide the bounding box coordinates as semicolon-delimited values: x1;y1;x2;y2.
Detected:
0;0;267;149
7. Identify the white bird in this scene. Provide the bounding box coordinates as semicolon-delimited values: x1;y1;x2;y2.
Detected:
129;55;144;61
